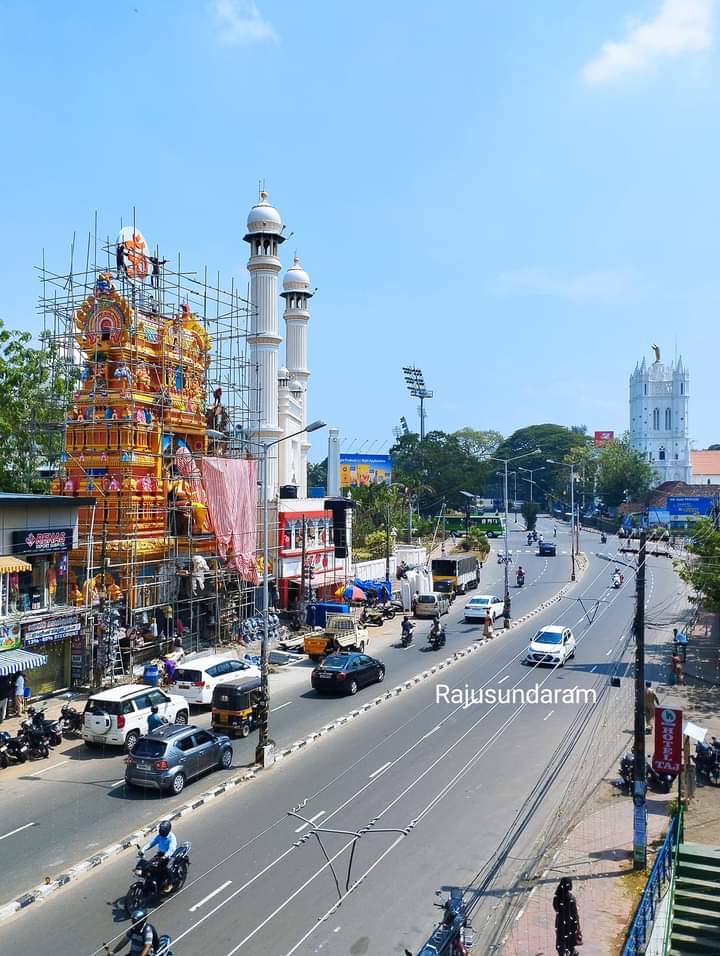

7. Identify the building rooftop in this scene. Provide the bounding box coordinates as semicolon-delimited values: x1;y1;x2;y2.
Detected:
0;493;96;507
691;450;720;475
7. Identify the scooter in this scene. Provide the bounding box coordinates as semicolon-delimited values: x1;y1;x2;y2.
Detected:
527;534;532;547
60;695;84;735
105;935;172;956
27;706;62;747
516;573;525;588
401;623;415;648
125;842;192;914
428;622;446;651
17;722;49;759
612;573;623;589
600;532;607;544
0;731;9;768
646;761;676;793
1;729;29;763
618;752;634;794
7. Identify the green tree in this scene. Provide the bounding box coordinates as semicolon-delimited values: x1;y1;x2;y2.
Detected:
0;322;72;493
677;519;720;611
595;435;655;507
307;458;328;491
349;483;409;548
452;427;503;459
458;527;489;556
494;424;590;501
521;500;539;530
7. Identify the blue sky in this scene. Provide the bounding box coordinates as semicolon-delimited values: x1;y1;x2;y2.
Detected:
0;0;718;459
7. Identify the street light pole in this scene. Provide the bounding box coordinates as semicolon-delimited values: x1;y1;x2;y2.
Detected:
252;420;326;767
518;466;545;505
547;459;576;582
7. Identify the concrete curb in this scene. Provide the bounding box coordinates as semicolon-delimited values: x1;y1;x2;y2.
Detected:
0;556;587;923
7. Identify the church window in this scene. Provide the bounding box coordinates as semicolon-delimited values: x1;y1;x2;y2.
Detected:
665;408;671;430
652;408;660;430
658;447;666;461
680;382;684;394
644;384;647;395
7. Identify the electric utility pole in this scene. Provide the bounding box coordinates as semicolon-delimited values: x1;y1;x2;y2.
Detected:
633;530;648;870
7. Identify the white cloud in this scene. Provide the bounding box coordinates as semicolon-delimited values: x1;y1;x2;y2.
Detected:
212;0;278;45
494;267;635;302
583;0;714;85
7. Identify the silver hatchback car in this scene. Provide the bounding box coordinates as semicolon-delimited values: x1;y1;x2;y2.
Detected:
124;724;233;795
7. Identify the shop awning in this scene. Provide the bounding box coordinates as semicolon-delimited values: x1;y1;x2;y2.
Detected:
0;556;32;574
0;648;48;676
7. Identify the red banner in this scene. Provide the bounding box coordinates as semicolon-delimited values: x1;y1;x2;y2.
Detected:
653;706;682;774
593;430;614;446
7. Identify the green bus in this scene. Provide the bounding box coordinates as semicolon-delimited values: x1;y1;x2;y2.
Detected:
437;513;505;538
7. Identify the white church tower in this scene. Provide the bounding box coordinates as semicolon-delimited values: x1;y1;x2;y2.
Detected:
244;191;286;499
281;256;313;496
629;346;690;484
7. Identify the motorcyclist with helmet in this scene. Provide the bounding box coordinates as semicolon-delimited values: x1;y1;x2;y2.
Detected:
104;908;157;956
142;820;177;894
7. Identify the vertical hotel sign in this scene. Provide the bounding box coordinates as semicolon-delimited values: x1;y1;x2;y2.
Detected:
653;707;682;774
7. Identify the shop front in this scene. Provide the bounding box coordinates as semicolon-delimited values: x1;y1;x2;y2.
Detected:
277;502;345;608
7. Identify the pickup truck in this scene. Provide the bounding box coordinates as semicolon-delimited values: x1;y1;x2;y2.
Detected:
304;612;369;661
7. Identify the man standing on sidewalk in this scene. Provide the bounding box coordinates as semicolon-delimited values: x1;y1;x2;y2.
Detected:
644;681;660;734
673;627;688;663
14;671;26;716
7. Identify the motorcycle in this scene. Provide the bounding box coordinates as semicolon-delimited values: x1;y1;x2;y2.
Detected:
60;695;84;735
527;534;532;546
405;889;474;955
695;740;720;786
646;761;676;793
428;622;446;651
27;706;62;747
618;752;634;794
600;532;607;544
612;573;622;589
0;731;9;768
18;720;50;759
1;729;29;763
105;934;172;956
401;623;415;648
125;842;192;914
516;573;525;588
380;603;396;620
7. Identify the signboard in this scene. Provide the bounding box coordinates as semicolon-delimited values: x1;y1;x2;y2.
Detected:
339;454;392;488
117;226;150;280
594;431;615;446
666;496;713;517
23;615;81;648
12;527;74;555
0;622;21;651
653;706;683;774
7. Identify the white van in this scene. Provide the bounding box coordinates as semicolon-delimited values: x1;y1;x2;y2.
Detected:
83;683;189;753
414;593;451;619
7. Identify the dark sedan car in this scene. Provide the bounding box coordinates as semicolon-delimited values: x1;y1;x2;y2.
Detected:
124;723;233;795
538;541;557;556
311;652;386;695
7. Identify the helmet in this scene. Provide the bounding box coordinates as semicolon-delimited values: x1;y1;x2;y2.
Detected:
151;706;158;714
158;820;172;837
131;908;147;929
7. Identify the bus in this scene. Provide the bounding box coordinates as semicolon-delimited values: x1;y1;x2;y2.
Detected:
436;514;505;538
431;556;480;595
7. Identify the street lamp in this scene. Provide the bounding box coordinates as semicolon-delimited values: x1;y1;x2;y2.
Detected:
384;483;408;581
547;459;577;581
249;419;326;766
518;465;545;504
482;449;542;626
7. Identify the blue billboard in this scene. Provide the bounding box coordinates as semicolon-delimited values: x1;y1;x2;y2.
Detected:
666;496;713;516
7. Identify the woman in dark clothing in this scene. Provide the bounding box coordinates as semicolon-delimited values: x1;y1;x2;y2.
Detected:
553;877;582;956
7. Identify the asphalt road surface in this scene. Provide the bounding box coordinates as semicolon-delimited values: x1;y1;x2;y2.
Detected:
0;520;687;956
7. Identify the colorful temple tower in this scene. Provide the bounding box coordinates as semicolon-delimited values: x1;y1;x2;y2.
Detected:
54;267;218;619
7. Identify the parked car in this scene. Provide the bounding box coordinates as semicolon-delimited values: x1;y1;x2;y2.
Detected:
414;593;450;619
169;654;261;706
525;626;576;666
124;723;233;795
538;541;557;557
82;684;189;753
464;594;504;622
311;652;385;695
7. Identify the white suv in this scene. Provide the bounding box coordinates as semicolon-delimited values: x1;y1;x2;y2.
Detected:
82;684;189;752
170;654;262;706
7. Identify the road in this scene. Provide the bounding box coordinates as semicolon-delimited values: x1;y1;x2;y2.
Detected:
0;517;562;901
0;520;690;955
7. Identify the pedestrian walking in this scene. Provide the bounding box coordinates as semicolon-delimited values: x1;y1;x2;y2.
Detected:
673;627;688;662
483;610;493;639
644;681;659;734
670;651;684;685
14;671;26;716
0;673;11;722
553;877;582;956
411;591;419;615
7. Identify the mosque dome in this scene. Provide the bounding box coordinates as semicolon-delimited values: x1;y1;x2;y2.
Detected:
282;256;311;294
246;190;283;235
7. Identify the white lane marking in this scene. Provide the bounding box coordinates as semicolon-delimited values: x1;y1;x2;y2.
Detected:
294;810;326;834
0;822;36;841
189;880;233;912
271;701;292;713
368;761;391;779
605;648;613;656
543;710;554;721
498;675;510;684
422;724;441;740
28;758;70;777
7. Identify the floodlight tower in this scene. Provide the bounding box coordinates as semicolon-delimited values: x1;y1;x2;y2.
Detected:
402;366;433;440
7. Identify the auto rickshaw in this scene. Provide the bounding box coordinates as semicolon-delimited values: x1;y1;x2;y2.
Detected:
211;675;262;738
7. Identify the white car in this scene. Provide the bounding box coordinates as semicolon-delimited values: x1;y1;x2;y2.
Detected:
525;626;576;667
170;654;261;706
464;594;504;622
83;684;189;753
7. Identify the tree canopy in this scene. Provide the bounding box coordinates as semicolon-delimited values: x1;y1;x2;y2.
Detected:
677;518;720;612
595;435;655;507
493;424;590;501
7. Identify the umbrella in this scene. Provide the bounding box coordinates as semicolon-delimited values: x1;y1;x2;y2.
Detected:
343;585;366;602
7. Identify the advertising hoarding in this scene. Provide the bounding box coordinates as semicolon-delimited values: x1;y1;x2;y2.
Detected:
339;454;392;488
593;431;615;446
666;497;713;516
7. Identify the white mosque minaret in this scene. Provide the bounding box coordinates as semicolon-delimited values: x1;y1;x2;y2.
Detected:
243;191;285;498
281;256;313;496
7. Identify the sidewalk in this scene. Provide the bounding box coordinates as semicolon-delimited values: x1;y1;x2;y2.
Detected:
502;612;720;956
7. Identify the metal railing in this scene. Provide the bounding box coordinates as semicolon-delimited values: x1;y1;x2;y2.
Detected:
621;811;681;956
661;805;685;955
